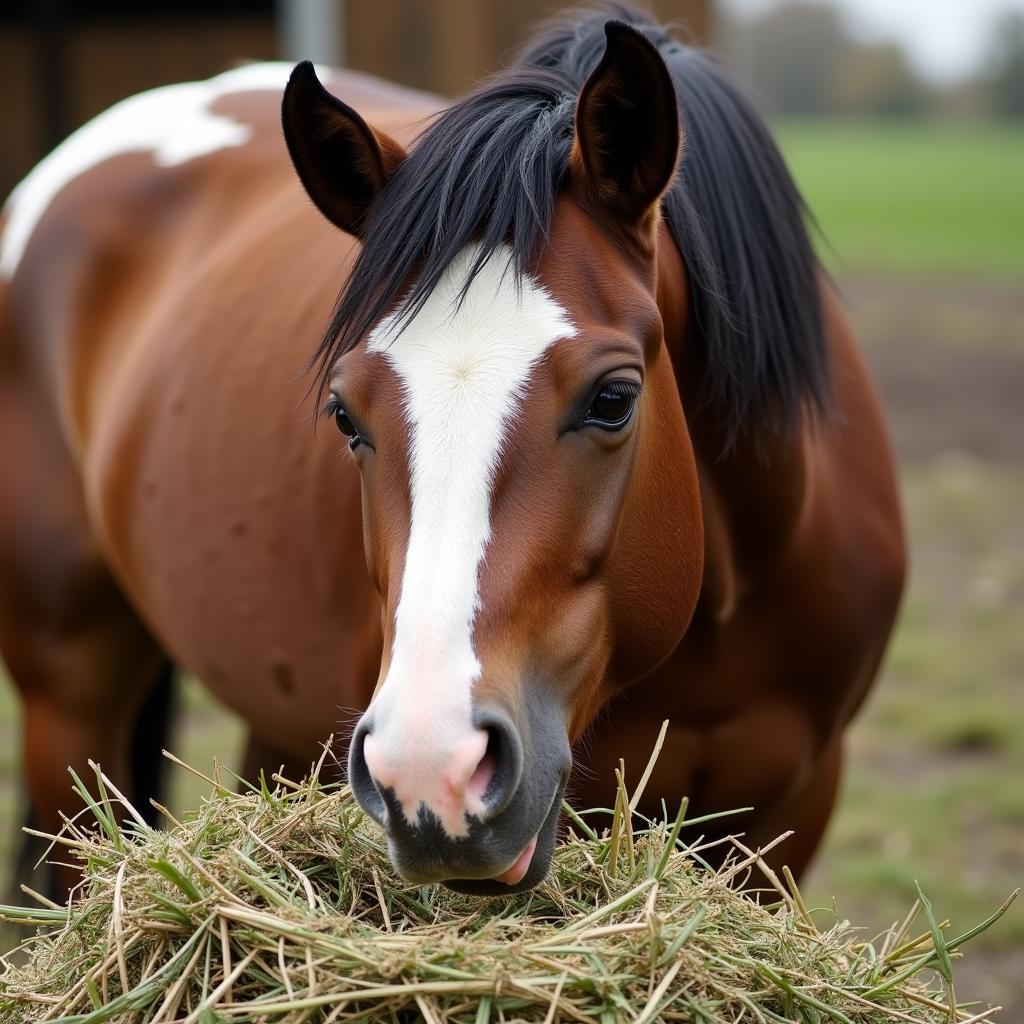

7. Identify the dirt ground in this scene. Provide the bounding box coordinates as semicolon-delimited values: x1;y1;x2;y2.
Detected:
851;276;1024;461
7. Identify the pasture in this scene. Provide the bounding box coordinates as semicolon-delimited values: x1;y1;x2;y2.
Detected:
776;120;1024;277
2;119;1022;1014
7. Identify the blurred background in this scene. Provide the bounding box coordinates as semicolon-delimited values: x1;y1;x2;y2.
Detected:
1;0;1021;1015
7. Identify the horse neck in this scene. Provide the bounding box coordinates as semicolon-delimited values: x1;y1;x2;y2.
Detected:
656;221;815;608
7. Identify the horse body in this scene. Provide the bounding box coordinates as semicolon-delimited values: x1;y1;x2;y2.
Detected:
0;10;904;898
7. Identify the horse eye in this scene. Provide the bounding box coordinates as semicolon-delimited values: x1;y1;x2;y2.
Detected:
584;383;638;430
334;406;360;443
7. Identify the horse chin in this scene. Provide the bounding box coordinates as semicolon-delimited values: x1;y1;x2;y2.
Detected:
441;784;563;896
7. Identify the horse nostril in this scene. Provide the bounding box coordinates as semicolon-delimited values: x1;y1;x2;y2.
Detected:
347;718;387;825
467;738;497;802
471;713;523;821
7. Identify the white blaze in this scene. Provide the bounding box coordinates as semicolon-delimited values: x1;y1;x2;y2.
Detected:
366;245;575;835
0;63;311;279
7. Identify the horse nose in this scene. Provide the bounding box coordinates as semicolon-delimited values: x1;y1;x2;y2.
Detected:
348;710;522;834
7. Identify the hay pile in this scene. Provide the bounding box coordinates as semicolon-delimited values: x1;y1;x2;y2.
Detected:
0;735;1016;1023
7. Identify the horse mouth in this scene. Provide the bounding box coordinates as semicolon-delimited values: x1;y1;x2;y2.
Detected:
492;832;539;885
442;781;563;896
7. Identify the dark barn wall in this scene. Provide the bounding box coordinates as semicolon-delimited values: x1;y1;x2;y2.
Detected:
0;5;278;204
0;1;710;200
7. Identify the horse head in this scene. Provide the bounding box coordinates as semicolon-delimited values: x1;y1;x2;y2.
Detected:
282;23;703;892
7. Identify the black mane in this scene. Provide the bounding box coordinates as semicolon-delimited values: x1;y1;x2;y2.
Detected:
313;4;826;444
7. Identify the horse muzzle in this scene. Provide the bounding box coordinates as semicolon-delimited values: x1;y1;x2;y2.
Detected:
348;695;570;893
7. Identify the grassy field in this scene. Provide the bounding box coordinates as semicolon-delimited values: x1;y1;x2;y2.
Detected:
776;120;1024;277
1;120;1022;1012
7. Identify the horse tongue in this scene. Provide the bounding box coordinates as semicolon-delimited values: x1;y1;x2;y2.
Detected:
493;834;538;886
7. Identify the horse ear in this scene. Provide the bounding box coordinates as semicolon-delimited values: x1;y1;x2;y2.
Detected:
282;62;406;237
572;21;680;224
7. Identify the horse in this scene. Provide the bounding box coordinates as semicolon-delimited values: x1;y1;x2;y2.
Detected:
0;5;905;900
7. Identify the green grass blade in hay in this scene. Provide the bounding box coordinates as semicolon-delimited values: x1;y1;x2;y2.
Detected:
0;747;1015;1024
861;889;1019;1002
0;904;69;926
67;766;123;854
148;859;205;905
915;880;956;1017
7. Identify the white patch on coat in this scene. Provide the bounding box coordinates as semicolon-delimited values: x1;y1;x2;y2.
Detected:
364;245;575;836
0;63;310;279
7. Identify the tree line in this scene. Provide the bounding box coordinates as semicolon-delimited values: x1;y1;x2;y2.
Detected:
717;3;1024;117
